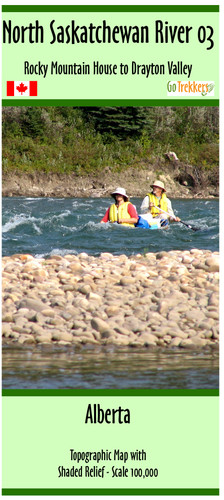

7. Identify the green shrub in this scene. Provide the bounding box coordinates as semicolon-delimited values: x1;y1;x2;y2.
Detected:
2;106;219;177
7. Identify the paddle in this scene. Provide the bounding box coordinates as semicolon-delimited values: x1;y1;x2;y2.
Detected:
152;206;200;232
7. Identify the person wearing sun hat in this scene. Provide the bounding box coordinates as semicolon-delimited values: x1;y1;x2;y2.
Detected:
101;187;138;227
140;180;180;223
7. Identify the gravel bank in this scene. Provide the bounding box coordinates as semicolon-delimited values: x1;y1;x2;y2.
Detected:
2;169;219;199
2;250;219;350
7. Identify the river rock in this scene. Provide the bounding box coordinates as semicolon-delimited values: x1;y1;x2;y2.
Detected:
169;329;188;339
30;324;46;335
100;329;117;339
72;320;86;330
205;311;219;320
138;332;158;345
167;311;180;322
157;300;170;314
91;318;110;334
179;338;194;348
208;292;219;306
17;298;46;313
8;331;20;339
105;305;121;317
35;312;47;325
119;277;136;286
87;292;103;304
1;250;219;351
52;331;73;342
2;313;14;323
170;337;182;347
78;284;92;295
203;330;213;339
185;310;205;322
113;325;131;336
18;334;35;344
193;336;208;347
2;323;12;336
36;333;52;343
41;308;56;318
47;316;65;326
205;256;219;272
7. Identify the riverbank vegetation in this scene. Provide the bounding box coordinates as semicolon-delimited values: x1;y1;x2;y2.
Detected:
2;106;219;189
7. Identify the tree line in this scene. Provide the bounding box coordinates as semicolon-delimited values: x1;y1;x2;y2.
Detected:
2;106;219;176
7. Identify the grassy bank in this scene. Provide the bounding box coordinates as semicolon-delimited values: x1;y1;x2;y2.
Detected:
2;107;219;190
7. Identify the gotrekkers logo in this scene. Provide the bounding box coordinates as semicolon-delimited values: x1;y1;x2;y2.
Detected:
167;81;215;97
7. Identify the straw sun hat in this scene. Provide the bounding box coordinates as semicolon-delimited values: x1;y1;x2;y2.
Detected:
151;180;166;192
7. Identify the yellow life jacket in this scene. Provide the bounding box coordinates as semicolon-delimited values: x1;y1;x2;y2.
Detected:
147;192;168;217
109;202;134;227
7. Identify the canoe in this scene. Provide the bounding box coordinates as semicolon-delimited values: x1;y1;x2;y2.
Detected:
135;215;169;229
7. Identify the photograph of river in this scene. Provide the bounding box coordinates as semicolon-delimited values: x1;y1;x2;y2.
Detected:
2;106;219;390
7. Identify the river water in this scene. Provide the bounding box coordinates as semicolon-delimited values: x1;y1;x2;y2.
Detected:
2;197;219;257
2;344;219;390
2;197;219;389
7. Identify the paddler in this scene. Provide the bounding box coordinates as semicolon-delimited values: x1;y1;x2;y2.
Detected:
101;187;138;226
140;180;180;225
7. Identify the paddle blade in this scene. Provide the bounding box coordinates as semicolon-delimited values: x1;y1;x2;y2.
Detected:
180;220;200;231
189;225;200;232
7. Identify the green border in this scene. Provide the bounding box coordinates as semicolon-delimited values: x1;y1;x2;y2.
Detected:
2;99;219;107
1;488;219;495
2;389;219;397
1;5;219;496
1;5;220;12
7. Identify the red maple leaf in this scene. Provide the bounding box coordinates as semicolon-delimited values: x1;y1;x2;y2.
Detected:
16;82;28;94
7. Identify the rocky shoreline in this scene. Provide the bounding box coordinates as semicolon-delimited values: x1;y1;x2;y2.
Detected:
2;168;219;199
2;250;219;350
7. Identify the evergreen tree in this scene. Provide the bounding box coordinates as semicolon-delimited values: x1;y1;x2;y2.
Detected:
80;107;153;139
21;107;46;138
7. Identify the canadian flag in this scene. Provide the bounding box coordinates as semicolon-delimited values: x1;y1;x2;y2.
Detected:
7;81;38;96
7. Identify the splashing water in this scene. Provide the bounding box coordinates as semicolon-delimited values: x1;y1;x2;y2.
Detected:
2;197;219;257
